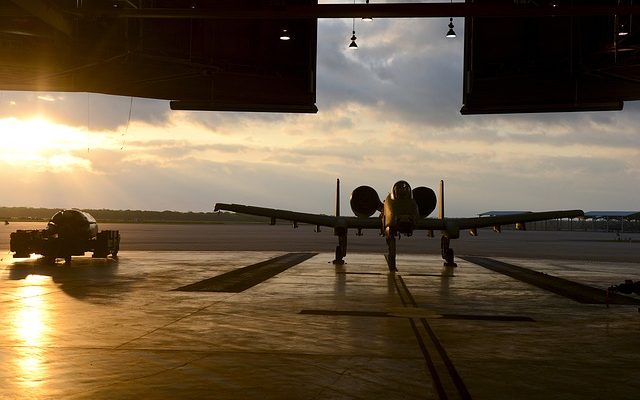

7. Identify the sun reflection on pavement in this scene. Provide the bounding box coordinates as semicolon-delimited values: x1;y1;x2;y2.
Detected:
13;274;52;390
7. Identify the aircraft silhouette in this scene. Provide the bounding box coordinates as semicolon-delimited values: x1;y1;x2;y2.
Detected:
214;180;583;271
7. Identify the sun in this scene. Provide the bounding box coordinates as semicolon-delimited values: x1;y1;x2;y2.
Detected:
0;117;101;171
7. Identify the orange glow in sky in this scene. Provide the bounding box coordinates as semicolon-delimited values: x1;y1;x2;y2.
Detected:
0;117;106;171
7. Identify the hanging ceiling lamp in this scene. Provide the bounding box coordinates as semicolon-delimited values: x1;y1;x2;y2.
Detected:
446;0;456;38
349;3;358;50
349;29;358;48
446;17;456;38
362;0;373;22
619;24;629;36
349;0;358;49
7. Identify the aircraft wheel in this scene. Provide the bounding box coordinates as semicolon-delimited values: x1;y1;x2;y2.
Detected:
444;248;455;266
333;246;344;265
64;255;72;264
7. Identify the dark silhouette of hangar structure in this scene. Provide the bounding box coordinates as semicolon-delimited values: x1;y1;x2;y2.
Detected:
462;1;640;114
0;0;318;113
1;1;640;114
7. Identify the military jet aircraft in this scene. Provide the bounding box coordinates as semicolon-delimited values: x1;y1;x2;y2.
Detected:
214;180;583;271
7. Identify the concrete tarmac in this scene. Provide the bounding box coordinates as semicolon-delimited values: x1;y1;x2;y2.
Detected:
0;224;639;399
2;222;639;261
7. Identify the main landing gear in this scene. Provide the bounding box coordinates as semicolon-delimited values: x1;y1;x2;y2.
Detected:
441;236;457;267
441;235;457;276
333;232;347;265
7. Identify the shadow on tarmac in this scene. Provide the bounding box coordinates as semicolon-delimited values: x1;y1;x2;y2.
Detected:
7;256;137;303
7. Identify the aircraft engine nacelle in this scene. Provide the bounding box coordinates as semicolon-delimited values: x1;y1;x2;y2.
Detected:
350;185;383;218
412;186;437;218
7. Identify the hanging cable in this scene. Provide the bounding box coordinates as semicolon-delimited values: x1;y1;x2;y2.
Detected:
349;15;358;47
121;97;133;150
446;0;456;38
349;0;358;48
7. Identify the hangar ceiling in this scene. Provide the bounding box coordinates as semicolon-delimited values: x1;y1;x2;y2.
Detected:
462;0;640;114
0;1;639;114
0;0;318;113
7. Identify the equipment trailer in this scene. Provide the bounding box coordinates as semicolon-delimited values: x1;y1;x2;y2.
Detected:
10;209;120;263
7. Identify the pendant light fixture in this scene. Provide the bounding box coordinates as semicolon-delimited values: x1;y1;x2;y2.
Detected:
446;17;456;38
349;0;358;49
362;0;373;22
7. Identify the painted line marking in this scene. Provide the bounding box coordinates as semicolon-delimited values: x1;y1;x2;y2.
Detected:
175;252;317;292
393;274;473;400
462;256;640;305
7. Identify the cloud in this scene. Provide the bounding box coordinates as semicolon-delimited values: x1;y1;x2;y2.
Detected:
0;156;340;212
1;16;640;217
316;18;465;127
36;95;56;102
0;91;171;130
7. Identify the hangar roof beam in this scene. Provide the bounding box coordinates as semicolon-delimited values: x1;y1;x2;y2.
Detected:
70;3;640;20
8;0;73;36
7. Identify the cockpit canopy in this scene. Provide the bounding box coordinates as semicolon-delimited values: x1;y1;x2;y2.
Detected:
391;180;412;200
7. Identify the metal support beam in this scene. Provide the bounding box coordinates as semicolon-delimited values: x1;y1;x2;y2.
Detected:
9;0;73;36
70;3;640;20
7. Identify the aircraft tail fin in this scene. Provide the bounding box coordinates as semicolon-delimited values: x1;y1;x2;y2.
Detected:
438;179;445;219
335;178;340;217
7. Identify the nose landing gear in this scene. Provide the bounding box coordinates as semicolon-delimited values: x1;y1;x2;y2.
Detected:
384;234;397;272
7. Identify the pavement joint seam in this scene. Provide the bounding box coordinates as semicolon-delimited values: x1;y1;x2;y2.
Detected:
113;295;238;349
394;272;472;400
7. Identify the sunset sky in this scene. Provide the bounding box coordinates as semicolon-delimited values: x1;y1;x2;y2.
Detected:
1;16;639;216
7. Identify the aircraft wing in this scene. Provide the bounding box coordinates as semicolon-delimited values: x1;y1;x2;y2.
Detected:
415;210;584;231
453;210;584;230
214;203;381;229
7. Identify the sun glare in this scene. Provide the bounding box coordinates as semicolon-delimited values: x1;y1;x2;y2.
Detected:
12;275;53;390
0;117;103;171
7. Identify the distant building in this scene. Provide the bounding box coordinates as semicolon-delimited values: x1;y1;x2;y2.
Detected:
477;211;640;233
583;211;640;233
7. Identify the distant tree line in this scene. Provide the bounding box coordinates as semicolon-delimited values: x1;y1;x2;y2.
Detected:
0;207;268;224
